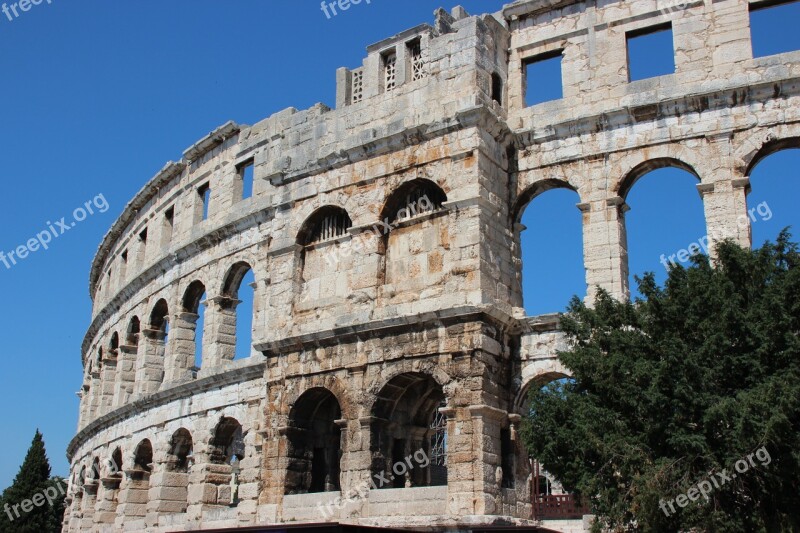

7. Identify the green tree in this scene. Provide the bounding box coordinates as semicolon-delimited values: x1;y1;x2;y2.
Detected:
0;430;66;532
522;232;800;532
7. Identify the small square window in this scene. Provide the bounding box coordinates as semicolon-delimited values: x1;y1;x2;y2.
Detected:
524;52;563;106
627;24;675;81
750;1;800;58
238;161;255;200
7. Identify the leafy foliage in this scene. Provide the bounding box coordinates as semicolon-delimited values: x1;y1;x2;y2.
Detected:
0;431;66;532
522;232;800;532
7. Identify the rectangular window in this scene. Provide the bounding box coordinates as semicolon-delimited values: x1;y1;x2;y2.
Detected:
120;249;128;280
524;51;563;106
238;161;255;200
383;50;397;92
627;24;675;81
138;228;148;266
163;206;175;245
198;183;211;221
407;39;426;81
351;69;364;104
750;0;800;57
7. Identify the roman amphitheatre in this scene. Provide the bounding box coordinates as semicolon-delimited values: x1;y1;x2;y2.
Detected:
64;1;800;531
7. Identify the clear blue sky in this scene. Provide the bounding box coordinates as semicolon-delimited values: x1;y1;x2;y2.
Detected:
0;0;797;491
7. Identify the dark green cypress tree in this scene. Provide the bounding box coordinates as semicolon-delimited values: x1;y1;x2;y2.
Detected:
0;430;66;532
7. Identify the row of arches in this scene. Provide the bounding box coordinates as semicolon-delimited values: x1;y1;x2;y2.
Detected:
518;142;800;314
72;370;461;529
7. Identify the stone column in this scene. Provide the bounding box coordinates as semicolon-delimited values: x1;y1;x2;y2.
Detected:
698;134;751;255
204;296;240;367
114;468;150;527
134;328;166;396
80;478;99;531
98;352;117;416
509;413;532;519
186;449;233;522
113;344;137;406
146;457;191;527
94;475;122;529
165;312;199;382
88;370;102;421
582;197;629;302
66;489;83;532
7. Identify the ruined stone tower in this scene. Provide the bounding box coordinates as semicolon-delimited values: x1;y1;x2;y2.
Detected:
65;1;800;532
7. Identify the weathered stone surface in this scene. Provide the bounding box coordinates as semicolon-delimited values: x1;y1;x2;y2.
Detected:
64;1;800;532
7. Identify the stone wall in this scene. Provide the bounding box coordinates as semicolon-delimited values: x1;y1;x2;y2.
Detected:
65;1;800;532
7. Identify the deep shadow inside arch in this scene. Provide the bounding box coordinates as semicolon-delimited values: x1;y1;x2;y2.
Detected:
285;388;342;495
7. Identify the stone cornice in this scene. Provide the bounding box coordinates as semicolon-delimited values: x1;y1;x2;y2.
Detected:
66;359;265;461
503;0;581;21
515;76;800;152
255;304;521;355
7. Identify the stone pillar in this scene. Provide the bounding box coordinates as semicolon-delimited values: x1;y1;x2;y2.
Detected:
98;352;117;416
113;344;137;407
204;296;240;367
186;454;233;522
509;413;532;519
88;370;102;421
582;197;629;302
67;489;83;533
80;478;99;531
146;458;191;527
114;468;150;528
134;328;166;396
445;404;483;516
698;133;751;255
165;311;200;382
457;405;508;517
94;475;122;529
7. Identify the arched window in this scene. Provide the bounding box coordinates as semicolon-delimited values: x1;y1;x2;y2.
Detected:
182;281;207;369
122;439;153;519
285;388;342;494
296;207;354;310
746;141;800;247
150;299;169;340
380;180;447;289
222;262;256;360
110;332;119;352
381;179;446;225
162;428;192;514
298;206;352;246
110;447;123;477
622;161;704;297
517;183;584;315
126;317;140;347
371;373;447;488
210;417;245;465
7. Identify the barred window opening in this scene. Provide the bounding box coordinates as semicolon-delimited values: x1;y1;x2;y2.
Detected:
351;70;364;103
384;52;397;92
304;208;353;245
409;40;426;81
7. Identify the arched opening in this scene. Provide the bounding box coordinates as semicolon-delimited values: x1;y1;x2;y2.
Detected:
223;262;256;360
182;281;207;369
746;141;800;247
162;428;192;513
149;299;170;343
285;388;342;495
96;448;123;526
516;182;584;315
371;373;447;488
210;417;245;465
123;439;153;519
379;179;447;289
522;375;589;520
622;162;704;296
109;332;119;352
206;418;245;507
296;206;353;310
126;317;140;347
